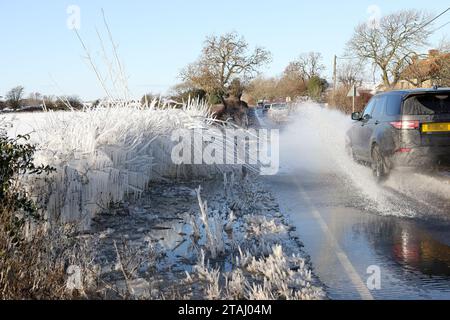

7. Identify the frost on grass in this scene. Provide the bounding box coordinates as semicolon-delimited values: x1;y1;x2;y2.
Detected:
84;176;325;300
192;243;323;300
245;215;287;235
19;172;325;300
184;178;326;300
195;186;225;259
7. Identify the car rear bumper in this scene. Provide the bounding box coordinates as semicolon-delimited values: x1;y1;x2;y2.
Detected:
391;146;450;168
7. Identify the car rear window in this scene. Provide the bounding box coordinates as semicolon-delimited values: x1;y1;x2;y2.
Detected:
271;104;287;110
402;94;450;115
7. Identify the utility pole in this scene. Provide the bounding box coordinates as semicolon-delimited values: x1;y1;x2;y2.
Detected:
333;55;337;91
352;85;356;113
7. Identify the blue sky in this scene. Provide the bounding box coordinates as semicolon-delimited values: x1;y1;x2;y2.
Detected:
1;0;449;100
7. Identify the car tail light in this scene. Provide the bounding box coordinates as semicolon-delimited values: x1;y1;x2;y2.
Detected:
396;148;412;153
390;120;419;130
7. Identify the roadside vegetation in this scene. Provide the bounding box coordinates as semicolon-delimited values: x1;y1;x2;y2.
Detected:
244;52;327;105
0;118;87;299
1;7;449;300
175;32;271;126
0;100;324;299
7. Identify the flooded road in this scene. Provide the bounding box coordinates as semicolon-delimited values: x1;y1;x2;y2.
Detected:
253;106;450;299
264;171;450;300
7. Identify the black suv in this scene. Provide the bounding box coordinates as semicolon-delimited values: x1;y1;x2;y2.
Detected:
346;88;450;180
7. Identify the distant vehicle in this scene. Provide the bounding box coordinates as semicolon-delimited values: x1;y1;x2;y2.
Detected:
268;103;289;122
269;103;288;111
262;104;271;113
346;88;450;181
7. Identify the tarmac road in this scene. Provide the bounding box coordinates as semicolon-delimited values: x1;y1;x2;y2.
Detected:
251;107;450;300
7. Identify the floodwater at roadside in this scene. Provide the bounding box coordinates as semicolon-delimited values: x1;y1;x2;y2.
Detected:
255;104;450;299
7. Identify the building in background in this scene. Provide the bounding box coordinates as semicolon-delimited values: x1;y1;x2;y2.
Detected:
396;49;450;89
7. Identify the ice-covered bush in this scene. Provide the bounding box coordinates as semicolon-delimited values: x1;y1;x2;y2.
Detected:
0;120;98;299
14;99;251;229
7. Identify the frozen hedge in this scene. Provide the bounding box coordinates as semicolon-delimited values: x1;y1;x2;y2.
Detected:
9;100;251;230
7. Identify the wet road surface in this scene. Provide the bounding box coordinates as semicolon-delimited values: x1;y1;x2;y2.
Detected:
264;171;450;300
252;107;450;300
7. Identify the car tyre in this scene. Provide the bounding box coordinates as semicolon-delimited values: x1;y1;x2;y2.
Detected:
371;144;389;182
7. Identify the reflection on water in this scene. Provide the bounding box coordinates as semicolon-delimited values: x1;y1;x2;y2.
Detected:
283;191;450;299
395;227;450;277
359;218;450;277
306;207;450;299
264;170;450;299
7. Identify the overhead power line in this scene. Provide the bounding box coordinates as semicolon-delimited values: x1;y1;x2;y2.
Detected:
431;20;450;33
417;7;450;31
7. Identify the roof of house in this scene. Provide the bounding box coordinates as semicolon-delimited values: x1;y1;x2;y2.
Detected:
401;50;450;80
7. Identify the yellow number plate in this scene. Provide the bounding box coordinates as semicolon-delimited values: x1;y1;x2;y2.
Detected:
422;122;450;133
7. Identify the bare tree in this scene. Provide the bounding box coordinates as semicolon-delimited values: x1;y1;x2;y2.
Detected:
245;60;312;103
246;76;279;102
337;60;365;88
169;81;207;103
435;40;450;86
438;38;450;52
290;52;325;81
277;63;308;99
27;92;42;101
180;32;271;103
400;53;433;87
347;9;433;88
5;86;25;110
